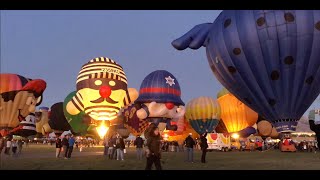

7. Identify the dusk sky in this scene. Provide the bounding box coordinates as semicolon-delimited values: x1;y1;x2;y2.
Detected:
1;10;319;117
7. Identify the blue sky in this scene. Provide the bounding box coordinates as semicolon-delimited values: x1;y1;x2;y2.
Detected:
1;10;319;117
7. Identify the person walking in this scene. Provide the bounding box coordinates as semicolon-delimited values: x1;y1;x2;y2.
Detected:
145;126;162;170
0;137;5;154
67;135;75;159
109;135;117;159
17;139;23;155
5;138;12;155
103;137;109;156
11;139;18;157
55;137;62;158
200;131;208;163
61;135;69;159
134;135;144;160
184;133;196;163
115;134;125;161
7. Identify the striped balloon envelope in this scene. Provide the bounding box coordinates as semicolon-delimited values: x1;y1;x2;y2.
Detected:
185;96;221;135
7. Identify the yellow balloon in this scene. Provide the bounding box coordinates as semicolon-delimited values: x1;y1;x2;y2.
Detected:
217;88;258;133
65;57;135;122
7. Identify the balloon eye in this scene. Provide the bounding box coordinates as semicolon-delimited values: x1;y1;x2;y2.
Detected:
95;80;102;86
109;81;116;86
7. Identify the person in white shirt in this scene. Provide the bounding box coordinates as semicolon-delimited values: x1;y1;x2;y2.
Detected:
5;139;12;155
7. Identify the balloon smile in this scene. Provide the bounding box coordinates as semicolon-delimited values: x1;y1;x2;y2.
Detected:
90;97;118;104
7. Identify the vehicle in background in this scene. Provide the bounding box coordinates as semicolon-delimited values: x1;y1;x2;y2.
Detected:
207;133;231;152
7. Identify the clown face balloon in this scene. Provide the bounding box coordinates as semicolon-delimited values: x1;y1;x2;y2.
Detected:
65;57;137;122
135;70;186;131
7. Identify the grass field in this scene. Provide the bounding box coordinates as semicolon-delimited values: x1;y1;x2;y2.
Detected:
1;144;320;170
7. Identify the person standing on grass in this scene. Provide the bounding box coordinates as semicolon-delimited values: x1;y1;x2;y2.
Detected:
5;138;12;155
62;135;69;159
103;137;109;156
55;137;62;158
0;137;5;154
11;139;18;157
145;126;162;170
200;131;208;163
115;133;125;161
134;135;144;160
184;133;196;163
17;139;23;155
67;135;75;159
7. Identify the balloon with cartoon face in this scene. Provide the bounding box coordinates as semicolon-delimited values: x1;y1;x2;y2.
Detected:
65;57;137;125
35;107;52;137
0;73;46;137
135;70;186;131
10;113;37;137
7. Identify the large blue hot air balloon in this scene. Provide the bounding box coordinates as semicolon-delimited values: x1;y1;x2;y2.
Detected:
172;10;320;133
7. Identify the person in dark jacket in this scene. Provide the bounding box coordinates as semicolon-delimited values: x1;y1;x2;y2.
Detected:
134;135;144;160
200;132;208;163
115;133;125;161
145;126;162;170
55;137;62;158
61;135;69;159
184;133;196;162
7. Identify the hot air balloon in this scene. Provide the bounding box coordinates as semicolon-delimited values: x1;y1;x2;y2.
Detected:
185;96;221;135
48;102;71;136
121;104;149;136
217;88;258;134
172;10;320;133
65;57;136;123
35;106;52;137
63;91;92;135
256;119;279;139
0;73;46;136
135;70;186;131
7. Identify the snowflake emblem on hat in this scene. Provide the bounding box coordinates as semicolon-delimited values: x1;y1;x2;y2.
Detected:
165;76;175;86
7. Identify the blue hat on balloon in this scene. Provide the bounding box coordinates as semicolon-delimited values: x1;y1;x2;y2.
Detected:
135;70;185;106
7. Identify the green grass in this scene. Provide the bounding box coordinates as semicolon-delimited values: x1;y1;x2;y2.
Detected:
1;144;320;170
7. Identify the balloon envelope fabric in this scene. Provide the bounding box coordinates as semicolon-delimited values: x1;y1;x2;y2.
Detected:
172;10;320;132
185;96;221;135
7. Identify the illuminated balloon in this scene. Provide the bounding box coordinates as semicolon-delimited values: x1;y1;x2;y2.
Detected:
185;96;221;135
172;10;320;132
217;88;258;133
135;70;186;131
65;57;136;123
0;73;46;136
121;104;149;136
48;102;71;135
215;120;228;134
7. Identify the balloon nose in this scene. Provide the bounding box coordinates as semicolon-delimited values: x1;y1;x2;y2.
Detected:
165;102;175;110
99;86;112;98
